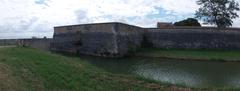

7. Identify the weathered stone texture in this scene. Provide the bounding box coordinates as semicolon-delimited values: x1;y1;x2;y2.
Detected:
145;29;240;50
50;33;81;53
116;23;144;55
51;23;143;57
21;39;52;51
78;32;117;56
52;23;240;57
3;22;240;57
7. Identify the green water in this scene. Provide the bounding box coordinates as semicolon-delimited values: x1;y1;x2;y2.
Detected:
81;56;240;88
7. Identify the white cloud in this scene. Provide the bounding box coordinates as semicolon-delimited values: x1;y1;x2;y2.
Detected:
158;0;199;14
0;0;239;39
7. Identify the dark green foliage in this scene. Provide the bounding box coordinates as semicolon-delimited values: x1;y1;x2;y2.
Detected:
195;0;240;29
174;18;201;26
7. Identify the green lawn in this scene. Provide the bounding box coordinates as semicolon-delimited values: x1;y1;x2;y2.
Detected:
1;47;240;91
0;47;193;91
135;48;240;61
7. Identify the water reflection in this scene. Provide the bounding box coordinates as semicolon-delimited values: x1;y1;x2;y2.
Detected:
81;56;240;88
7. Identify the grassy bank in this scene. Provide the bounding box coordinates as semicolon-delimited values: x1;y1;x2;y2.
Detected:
135;48;240;61
0;47;194;91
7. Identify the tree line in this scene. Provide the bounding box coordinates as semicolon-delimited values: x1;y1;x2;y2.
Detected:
173;0;240;29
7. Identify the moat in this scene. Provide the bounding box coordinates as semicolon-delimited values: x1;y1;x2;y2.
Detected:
81;56;240;88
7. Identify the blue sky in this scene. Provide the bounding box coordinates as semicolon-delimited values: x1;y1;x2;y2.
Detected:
0;0;240;39
34;0;46;4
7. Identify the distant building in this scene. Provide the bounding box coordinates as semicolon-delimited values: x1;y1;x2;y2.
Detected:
157;22;174;28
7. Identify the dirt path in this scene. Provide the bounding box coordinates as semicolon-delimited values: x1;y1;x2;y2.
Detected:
0;63;17;91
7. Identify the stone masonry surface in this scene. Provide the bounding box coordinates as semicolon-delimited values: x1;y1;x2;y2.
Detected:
1;22;240;57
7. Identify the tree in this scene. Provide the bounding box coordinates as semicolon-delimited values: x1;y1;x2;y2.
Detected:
32;36;38;39
174;18;201;26
195;0;240;29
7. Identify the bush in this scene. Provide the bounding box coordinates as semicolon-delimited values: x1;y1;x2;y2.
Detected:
174;18;201;26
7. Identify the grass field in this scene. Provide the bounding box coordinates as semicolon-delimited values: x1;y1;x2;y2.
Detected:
0;47;195;91
135;48;240;61
1;47;240;91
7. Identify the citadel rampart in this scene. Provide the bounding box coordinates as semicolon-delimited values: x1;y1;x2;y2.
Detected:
145;28;240;50
1;22;240;57
51;23;143;57
51;22;240;57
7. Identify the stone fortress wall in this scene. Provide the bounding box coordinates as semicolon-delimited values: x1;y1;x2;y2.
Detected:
51;23;143;57
145;28;240;50
51;22;240;57
1;22;240;57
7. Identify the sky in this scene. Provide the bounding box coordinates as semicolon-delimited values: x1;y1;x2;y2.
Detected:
0;0;240;39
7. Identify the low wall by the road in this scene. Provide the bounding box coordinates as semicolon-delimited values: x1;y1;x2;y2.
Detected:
21;39;52;51
0;39;19;46
0;38;52;51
